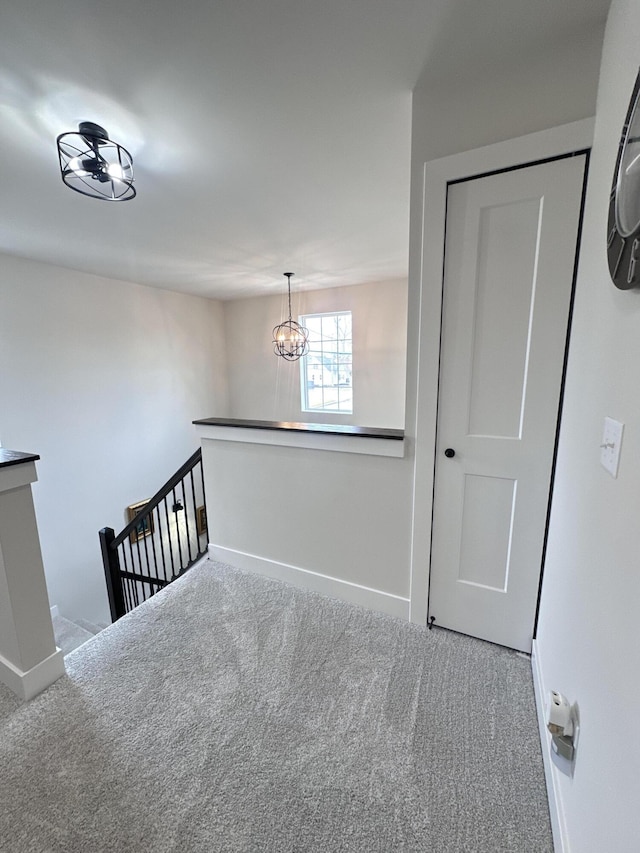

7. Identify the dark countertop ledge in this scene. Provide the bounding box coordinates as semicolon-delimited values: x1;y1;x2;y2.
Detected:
0;449;40;469
193;417;403;441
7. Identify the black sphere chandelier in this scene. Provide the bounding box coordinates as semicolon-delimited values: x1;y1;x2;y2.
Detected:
272;272;309;361
56;121;136;201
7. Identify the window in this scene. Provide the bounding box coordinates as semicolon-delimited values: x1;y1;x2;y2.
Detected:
300;312;352;413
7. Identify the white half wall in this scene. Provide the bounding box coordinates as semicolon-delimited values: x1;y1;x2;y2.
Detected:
201;435;413;605
534;2;640;850
0;252;229;626
223;278;407;429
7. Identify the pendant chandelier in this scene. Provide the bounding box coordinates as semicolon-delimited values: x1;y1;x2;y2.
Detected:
272;272;309;361
56;121;136;201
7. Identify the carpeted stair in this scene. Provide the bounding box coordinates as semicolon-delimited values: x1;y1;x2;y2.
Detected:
51;610;105;656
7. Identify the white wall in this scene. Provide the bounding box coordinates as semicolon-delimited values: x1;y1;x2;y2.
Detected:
535;2;640;850
0;253;228;626
411;23;605;164
223;279;407;429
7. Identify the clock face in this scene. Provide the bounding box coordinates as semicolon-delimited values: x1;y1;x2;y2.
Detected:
608;68;640;290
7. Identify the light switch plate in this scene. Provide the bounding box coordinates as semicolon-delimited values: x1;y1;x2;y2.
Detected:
600;417;624;478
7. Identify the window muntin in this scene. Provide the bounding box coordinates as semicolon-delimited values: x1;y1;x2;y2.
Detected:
300;312;352;413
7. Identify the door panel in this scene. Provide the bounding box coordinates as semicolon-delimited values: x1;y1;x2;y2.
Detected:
468;197;541;438
429;155;586;652
458;474;516;592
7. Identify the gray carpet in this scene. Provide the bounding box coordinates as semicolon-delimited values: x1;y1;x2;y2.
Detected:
0;561;552;852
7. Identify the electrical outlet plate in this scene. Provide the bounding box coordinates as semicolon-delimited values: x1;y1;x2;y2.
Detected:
600;417;624;478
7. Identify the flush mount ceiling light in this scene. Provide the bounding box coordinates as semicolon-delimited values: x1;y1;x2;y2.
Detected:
56;121;136;201
273;272;309;361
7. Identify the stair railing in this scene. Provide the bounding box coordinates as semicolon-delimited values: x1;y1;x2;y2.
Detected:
99;448;207;622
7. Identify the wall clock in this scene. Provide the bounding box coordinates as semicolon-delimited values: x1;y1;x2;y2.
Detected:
608;68;640;290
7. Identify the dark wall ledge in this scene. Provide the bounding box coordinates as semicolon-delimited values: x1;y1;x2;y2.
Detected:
0;450;40;470
193;418;404;458
192;417;403;440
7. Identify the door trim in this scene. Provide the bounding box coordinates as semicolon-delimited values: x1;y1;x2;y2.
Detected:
407;118;595;625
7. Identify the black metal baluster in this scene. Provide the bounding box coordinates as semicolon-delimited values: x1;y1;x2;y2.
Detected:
129;535;143;606
189;468;200;555
199;457;207;520
156;505;168;584
127;566;136;610
127;535;136;575
120;544;133;614
134;531;147;602
126;575;135;613
124;538;133;609
147;508;160;590
131;573;140;608
199;458;208;549
141;510;153;588
182;478;194;565
164;496;176;580
173;487;184;573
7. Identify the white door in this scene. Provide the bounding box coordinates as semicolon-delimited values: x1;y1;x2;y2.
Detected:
428;155;586;653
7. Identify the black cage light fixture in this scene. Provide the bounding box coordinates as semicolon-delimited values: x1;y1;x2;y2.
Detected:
272;272;309;361
56;121;136;201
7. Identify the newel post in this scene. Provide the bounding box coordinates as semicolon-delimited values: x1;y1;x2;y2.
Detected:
99;527;125;622
0;450;66;699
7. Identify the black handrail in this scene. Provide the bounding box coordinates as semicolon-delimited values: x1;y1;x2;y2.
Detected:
99;448;207;622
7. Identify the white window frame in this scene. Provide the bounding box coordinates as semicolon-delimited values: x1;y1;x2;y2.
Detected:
299;311;352;414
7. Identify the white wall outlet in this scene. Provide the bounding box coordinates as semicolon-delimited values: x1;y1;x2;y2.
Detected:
600;417;624;478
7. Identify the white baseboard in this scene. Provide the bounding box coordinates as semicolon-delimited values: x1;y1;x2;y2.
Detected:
0;647;65;701
209;544;410;620
532;640;568;853
50;604;60;619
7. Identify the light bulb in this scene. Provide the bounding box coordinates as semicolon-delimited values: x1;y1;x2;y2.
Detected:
107;163;124;180
69;157;89;176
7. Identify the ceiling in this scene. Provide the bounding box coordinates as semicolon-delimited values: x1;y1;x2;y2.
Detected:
0;0;610;300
